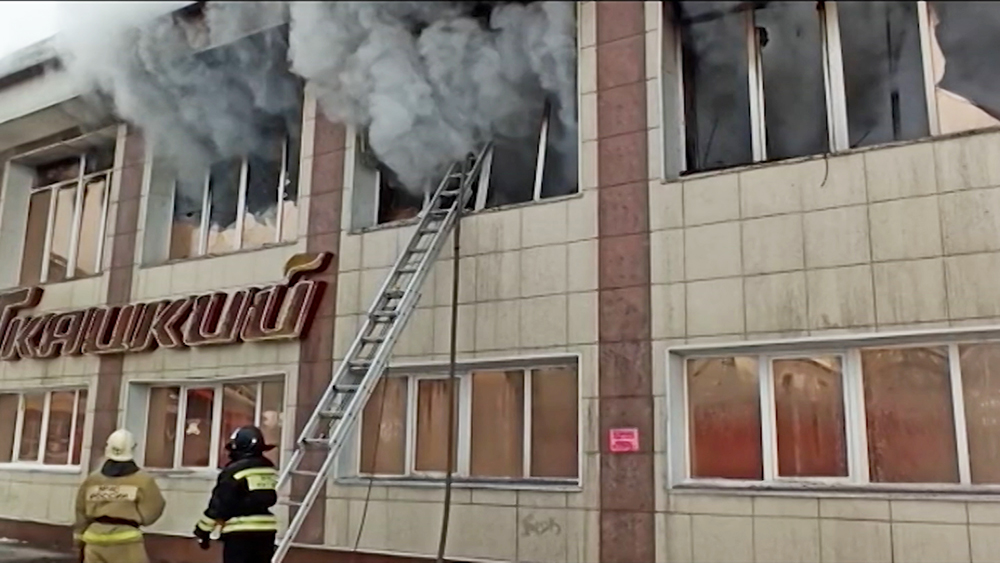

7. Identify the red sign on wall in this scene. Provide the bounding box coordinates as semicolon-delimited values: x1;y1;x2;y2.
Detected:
608;427;639;453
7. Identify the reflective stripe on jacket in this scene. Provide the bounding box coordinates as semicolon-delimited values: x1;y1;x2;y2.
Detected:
197;455;279;536
80;525;144;545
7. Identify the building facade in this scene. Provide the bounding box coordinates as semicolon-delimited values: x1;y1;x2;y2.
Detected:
0;2;998;562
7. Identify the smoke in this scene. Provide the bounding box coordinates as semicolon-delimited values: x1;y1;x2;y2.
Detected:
53;1;578;200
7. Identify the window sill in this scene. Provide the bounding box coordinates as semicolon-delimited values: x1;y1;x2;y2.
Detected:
0;463;83;474
663;123;1000;186
671;480;1000;502
145;240;299;270
10;272;103;292
349;191;584;236
336;475;581;492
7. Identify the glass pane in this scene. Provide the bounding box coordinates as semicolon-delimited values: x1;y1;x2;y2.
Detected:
260;379;284;466
0;394;19;463
928;2;1000;135
20;190;51;286
206;159;241;254
839;2;929;148
181;388;214;467
47;187;77;283
281;134;300;243
678;3;753;172
144;387;179;468
958;343;1000;484
35;158;80;188
74;177;107;276
530;367;579;478
72;390;87;466
218;384;257;468
414;379;457;473
755;2;829;160
18;393;45;462
861;347;958;483
470;371;525;478
687;357;763;480
243;141;282;249
360;378;408;475
43;391;76;465
170;180;204;260
773;357;848;477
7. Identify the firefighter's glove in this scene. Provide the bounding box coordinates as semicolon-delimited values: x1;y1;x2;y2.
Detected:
193;524;212;550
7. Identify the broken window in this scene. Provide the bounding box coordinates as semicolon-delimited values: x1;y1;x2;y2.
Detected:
839;2;929;147
927;2;1000;134
18;139;115;286
352;100;579;229
666;1;970;175
167;132;300;261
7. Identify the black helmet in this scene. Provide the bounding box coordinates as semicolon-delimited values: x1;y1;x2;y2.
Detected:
225;425;275;459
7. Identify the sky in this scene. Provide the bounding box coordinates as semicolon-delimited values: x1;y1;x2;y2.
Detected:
0;2;58;58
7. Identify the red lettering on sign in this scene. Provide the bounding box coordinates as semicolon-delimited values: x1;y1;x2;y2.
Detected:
0;251;333;362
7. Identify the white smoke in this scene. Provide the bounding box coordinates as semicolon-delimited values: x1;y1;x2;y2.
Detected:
52;1;578;199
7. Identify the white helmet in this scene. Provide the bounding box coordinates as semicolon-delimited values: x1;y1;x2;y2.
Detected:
105;429;136;462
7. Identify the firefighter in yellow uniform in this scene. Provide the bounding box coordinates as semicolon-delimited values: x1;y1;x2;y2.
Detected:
193;425;279;563
73;428;166;563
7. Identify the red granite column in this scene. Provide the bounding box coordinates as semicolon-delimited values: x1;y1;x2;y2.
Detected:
594;2;656;562
90;127;145;470
290;110;346;546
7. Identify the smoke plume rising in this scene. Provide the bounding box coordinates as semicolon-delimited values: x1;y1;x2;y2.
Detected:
53;1;578;201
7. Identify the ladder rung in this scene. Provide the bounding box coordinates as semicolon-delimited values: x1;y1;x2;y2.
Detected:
418;227;439;235
397;267;417;275
279;498;304;507
360;336;385;345
333;383;360;393
384;290;404;299
292;469;320;477
319;408;346;419
303;438;330;447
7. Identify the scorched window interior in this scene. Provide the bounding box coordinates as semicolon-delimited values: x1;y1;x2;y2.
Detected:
352;99;579;230
19;144;115;286
664;1;975;176
357;362;579;484
672;340;1000;489
0;388;87;467
168;133;300;260
140;378;285;470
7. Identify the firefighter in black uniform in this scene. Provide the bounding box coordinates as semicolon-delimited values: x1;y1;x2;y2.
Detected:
193;425;279;563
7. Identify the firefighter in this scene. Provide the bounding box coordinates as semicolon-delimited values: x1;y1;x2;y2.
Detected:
193;425;279;563
73;428;166;563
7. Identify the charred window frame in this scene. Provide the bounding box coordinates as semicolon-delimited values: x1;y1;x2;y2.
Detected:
352;100;578;230
167;133;300;261
18;142;115;286
661;1;937;177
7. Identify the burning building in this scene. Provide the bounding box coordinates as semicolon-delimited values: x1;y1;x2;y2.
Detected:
0;1;997;562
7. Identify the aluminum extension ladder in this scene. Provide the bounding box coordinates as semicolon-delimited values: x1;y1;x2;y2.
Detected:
271;143;491;563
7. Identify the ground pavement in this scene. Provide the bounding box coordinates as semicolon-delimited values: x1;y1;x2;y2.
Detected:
0;542;74;563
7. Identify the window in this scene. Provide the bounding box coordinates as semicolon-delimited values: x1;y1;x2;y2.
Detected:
358;362;579;483
168;134;300;260
351;98;579;230
19;145;114;286
0;389;87;466
141;378;285;469
663;1;1000;176
675;340;1000;488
